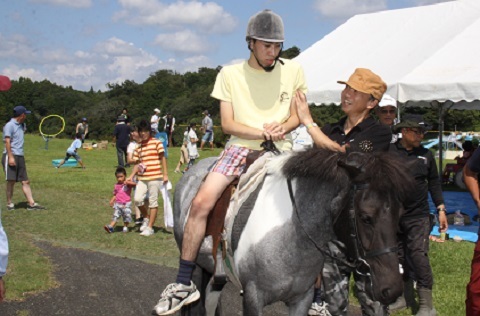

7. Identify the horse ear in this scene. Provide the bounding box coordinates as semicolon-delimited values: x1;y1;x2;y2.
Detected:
338;159;362;179
337;152;369;179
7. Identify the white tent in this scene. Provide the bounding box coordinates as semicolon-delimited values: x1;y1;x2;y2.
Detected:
295;0;480;105
294;0;480;174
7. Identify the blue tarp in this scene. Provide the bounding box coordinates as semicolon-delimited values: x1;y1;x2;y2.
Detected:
429;191;479;242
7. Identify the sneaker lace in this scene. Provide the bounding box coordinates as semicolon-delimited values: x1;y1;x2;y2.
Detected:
319;302;331;316
161;283;180;298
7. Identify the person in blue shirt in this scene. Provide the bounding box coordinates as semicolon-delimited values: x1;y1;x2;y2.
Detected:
55;132;86;169
2;105;46;211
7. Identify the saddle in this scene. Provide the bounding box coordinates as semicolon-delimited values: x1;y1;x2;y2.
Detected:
204;140;279;286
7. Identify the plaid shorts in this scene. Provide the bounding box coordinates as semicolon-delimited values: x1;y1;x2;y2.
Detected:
211;145;251;177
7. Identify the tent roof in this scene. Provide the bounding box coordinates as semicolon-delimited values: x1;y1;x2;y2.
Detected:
295;0;480;105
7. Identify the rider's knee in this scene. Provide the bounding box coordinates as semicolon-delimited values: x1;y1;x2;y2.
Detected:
21;180;31;186
190;193;215;219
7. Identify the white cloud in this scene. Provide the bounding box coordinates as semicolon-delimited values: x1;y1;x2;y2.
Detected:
0;33;38;63
0;33;167;90
94;37;140;56
411;0;451;6
2;65;45;83
154;30;210;54
29;0;92;8
114;0;237;34
313;0;387;19
223;58;244;67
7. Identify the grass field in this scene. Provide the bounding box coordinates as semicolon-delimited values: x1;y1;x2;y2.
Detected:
0;134;476;315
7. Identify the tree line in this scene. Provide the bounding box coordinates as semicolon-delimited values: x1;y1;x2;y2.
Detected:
0;45;478;146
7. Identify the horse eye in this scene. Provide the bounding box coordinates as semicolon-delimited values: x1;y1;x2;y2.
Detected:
360;214;373;225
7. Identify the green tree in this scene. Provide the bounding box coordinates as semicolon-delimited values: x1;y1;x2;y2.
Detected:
281;46;301;59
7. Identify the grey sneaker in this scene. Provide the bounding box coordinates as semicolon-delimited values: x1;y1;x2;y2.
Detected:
308;301;332;316
27;203;46;210
7;203;15;211
152;281;200;315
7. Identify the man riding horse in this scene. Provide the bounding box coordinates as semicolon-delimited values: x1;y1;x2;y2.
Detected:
152;9;342;315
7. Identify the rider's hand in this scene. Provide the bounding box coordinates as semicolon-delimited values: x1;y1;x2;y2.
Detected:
263;122;285;142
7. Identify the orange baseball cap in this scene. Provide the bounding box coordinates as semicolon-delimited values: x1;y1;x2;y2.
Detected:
337;68;386;100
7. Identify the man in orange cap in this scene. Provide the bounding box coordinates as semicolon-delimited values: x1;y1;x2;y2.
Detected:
295;68;392;316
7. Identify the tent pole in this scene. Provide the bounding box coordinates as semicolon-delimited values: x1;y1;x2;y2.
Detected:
437;102;444;183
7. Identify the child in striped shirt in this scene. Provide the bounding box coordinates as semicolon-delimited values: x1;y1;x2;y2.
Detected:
128;119;168;236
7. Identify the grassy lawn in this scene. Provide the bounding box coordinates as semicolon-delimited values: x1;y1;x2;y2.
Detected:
1;134;220;300
0;134;476;315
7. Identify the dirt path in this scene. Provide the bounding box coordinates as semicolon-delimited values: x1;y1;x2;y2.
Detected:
0;242;361;315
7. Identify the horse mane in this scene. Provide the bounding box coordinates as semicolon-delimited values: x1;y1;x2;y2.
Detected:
364;152;414;203
282;148;413;203
282;148;349;185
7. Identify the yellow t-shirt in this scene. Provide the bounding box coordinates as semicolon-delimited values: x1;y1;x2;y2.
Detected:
211;58;307;151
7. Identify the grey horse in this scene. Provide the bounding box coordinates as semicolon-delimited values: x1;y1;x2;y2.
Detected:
173;148;412;316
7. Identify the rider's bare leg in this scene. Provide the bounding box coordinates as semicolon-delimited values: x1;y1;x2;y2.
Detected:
181;172;236;261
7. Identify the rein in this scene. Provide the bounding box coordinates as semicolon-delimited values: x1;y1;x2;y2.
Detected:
286;179;356;269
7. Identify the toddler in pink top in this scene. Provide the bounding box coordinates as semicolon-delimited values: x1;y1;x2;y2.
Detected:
104;167;134;233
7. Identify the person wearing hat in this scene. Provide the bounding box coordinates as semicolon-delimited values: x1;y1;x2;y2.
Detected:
162;113;175;147
375;94;397;126
389;114;447;315
75;117;89;143
113;115;131;168
2;105;46;212
295;68;393;316
150;108;161;134
375;93;399;143
199;110;214;150
152;9;341;315
0;75;11;303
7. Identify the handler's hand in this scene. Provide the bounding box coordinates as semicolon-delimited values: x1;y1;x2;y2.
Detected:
293;90;314;125
438;212;448;233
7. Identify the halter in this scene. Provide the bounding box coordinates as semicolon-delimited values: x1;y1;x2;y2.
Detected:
286;178;398;301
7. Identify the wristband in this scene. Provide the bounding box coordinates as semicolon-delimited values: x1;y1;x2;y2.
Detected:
305;123;318;130
437;208;447;213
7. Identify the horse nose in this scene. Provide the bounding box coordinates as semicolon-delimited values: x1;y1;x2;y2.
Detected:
381;286;402;305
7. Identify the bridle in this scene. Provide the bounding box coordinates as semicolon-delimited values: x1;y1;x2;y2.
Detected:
347;183;398;275
286;178;398;300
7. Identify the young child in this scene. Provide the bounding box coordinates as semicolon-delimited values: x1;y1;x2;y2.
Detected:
56;132;85;169
104;167;134;233
126;126;146;225
128;119;168;237
185;122;199;172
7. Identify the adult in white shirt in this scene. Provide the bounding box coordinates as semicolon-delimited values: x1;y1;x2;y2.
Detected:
150;108;161;134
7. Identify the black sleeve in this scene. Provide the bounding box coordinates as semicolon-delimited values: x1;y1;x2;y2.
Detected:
371;125;392;153
321;123;332;135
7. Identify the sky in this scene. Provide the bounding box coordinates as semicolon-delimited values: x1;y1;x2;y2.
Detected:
0;0;451;92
